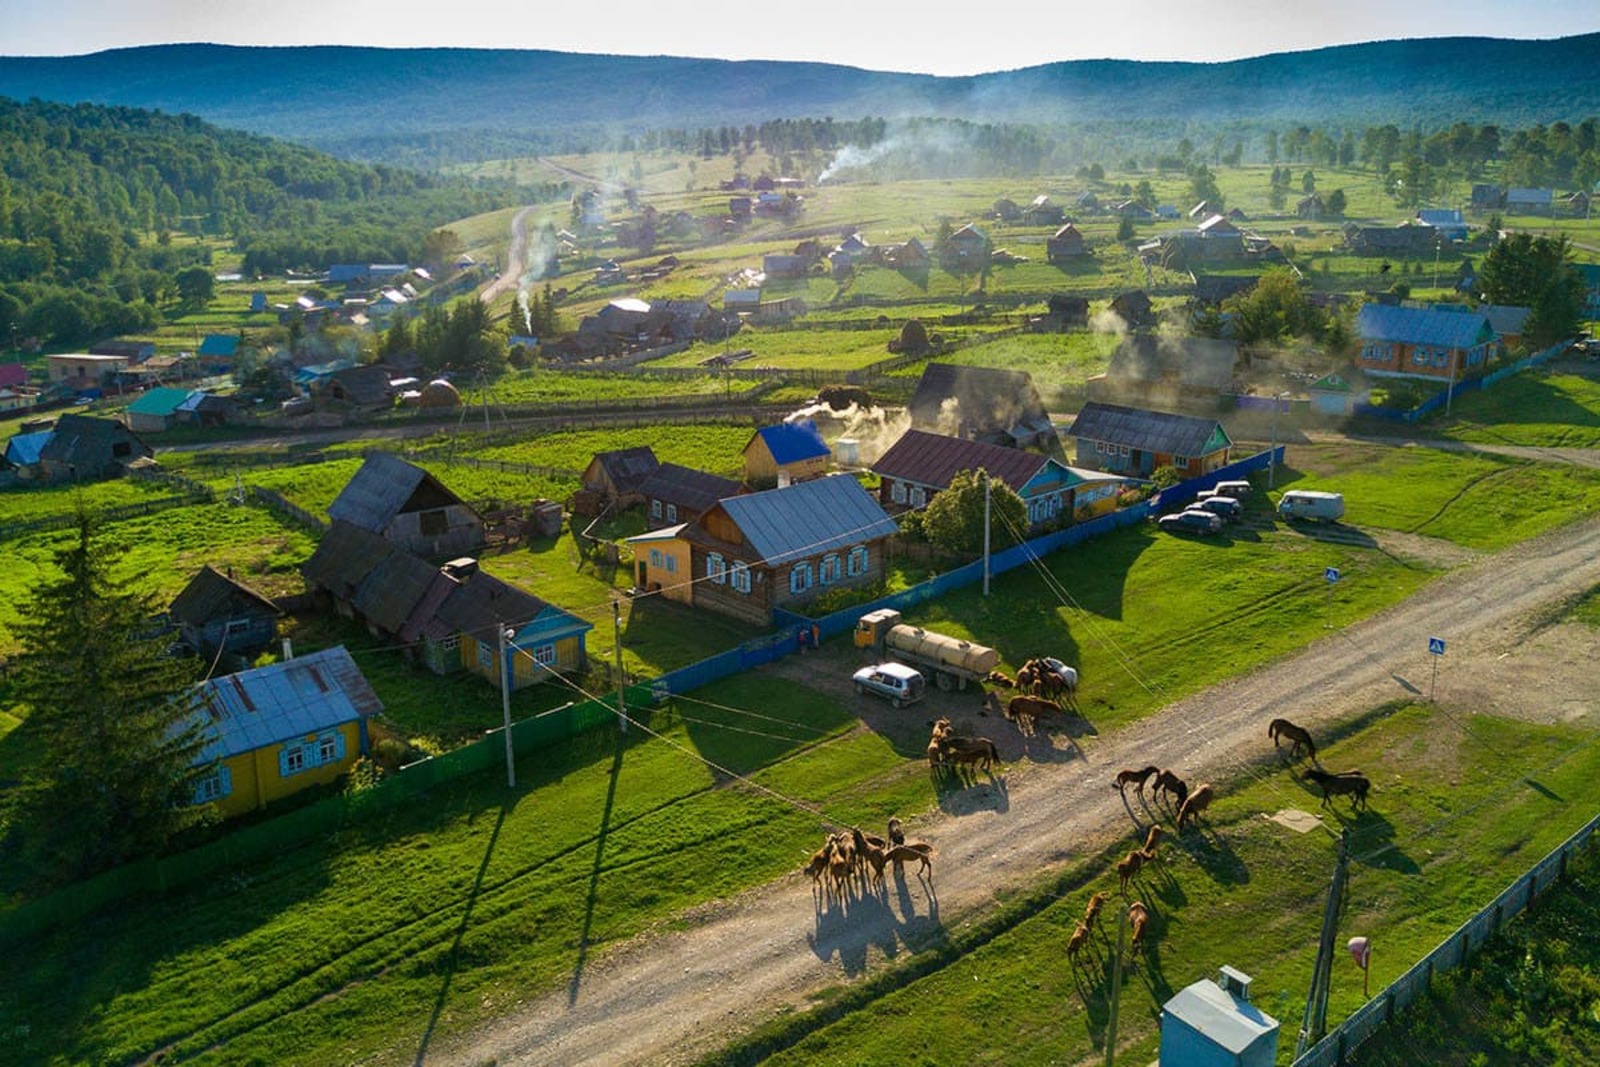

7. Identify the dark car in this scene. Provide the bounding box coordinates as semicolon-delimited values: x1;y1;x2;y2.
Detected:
1196;495;1243;522
1157;509;1224;535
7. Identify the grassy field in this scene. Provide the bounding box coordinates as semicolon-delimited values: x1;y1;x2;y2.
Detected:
1435;367;1600;449
462;368;764;406
732;704;1600;1067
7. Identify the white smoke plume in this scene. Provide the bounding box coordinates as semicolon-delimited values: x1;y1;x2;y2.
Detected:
786;401;912;465
1090;308;1129;338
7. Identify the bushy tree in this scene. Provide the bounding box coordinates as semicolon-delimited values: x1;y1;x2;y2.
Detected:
1478;233;1585;346
1224;267;1324;345
920;469;1027;555
174;265;215;309
4;517;208;887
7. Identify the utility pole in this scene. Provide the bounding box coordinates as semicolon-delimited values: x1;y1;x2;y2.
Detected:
1296;829;1351;1058
982;471;992;597
1269;392;1288;489
498;625;516;789
1105;904;1128;1067
613;599;627;733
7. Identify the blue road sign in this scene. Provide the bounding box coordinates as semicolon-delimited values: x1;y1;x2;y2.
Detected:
1429;636;1446;656
1324;567;1341;583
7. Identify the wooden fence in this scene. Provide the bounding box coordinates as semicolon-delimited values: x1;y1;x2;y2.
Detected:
248;486;327;534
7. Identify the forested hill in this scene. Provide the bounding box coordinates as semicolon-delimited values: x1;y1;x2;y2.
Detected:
0;97;524;349
0;36;1597;164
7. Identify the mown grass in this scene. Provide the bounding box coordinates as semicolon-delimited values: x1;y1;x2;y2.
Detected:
730;705;1600;1067
463;368;762;406
458;422;757;480
1435;369;1600;449
1280;443;1600;551
0;476;182;526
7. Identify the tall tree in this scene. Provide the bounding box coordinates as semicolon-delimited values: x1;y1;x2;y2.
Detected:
1479;233;1585;347
6;517;207;887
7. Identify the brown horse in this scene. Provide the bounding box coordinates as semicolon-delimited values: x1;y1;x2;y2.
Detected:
884;842;934;877
1116;849;1146;892
1304;768;1371;811
1176;783;1215;831
1114;765;1161;796
1083;891;1108;933
986;670;1016;689
1066;921;1092;964
987;690;1058;735
1269;717;1317;761
1128;901;1150;953
852;827;888;886
1140;824;1165;859
939;734;1001;774
887;816;905;847
1153;769;1189;809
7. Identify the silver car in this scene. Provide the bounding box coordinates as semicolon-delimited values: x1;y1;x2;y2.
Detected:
852;662;926;708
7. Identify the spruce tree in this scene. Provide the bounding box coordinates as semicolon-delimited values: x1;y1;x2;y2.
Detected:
6;515;207;886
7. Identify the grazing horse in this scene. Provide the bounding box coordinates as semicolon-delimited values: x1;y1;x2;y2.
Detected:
1269;717;1317;761
1153;769;1189;809
1083;891;1108;933
1176;783;1215;832
1128;901;1150;953
884;842;934;877
1116;849;1146;892
1114;765;1161;797
1066;921;1092;964
1140;824;1165;860
987;691;1058;735
1304;768;1371;811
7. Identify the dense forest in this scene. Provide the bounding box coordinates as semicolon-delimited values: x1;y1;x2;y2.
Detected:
0;98;532;349
0;38;1596;166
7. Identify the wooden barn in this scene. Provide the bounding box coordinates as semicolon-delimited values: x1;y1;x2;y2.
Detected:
182;645;381;819
169;565;281;665
581;446;660;502
672;475;899;626
742;420;830;486
327;452;484;560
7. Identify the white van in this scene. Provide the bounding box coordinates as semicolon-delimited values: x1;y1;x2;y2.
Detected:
1277;489;1345;523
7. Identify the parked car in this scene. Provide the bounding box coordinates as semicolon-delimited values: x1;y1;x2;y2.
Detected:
1157;509;1224;535
852;662;926;708
1196;495;1243;522
1278;489;1345;523
1212;479;1253;498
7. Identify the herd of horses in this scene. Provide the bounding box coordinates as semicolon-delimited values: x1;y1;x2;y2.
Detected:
805;818;936;901
1269;717;1372;810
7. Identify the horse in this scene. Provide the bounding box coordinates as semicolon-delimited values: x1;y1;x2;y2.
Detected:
803;844;830;884
1016;665;1037;696
1128;901;1150;953
884;842;934;877
1153;769;1189;809
986;670;1016;689
852;827;888;886
1083;891;1108;932
987;691;1058;735
887;816;905;847
1116;849;1146;892
1269;717;1317;761
1304;768;1371;811
939;735;1001;774
1066;921;1092;964
1140;824;1165;859
1177;783;1215;832
1113;765;1161;797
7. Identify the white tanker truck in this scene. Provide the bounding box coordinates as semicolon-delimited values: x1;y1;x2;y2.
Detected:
852;608;1000;691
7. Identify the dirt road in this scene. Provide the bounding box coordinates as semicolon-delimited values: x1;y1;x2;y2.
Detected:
479;206;535;307
432;513;1600;1067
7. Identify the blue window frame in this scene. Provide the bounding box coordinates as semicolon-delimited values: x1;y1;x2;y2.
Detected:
790;561;813;594
279;730;346;778
707;552;725;584
820;554;842;585
846;545;869;577
730;561;751;593
192;765;232;805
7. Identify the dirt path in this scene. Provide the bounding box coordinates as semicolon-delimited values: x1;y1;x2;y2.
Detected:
479;206;535;307
430;515;1600;1067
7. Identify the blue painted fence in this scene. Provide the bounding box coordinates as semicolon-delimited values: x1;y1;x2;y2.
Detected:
1353;340;1569;424
649;447;1284;698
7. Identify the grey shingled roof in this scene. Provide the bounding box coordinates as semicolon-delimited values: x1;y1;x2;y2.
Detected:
434;571;551;638
187;645;382;764
638;462;742;513
590;446;660;493
707;475;898;567
301;521;394;600
170;566;280;626
1067;402;1232;458
351;547;446;637
327;452;466;532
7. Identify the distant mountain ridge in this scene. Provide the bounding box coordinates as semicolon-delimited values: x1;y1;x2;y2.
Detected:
1;37;1596;162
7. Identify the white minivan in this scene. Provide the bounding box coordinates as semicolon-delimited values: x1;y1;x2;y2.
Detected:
1277;489;1345;523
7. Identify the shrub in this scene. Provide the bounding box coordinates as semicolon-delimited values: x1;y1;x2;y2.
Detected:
809;579;888;618
1149;465;1181;489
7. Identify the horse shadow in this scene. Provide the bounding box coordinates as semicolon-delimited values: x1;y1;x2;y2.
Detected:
1345;810;1421;875
1021;732;1080;764
1179;823;1250;886
934;770;1010;815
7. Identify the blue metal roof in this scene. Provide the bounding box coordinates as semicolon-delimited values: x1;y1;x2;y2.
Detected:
755;419;830;465
1357;303;1494;349
716;475;898;566
198;334;240;357
185;646;382;764
5;430;53;467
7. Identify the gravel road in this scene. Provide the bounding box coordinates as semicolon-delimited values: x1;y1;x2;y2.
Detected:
429;513;1600;1067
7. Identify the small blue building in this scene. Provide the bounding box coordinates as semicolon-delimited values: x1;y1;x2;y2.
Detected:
1160;966;1280;1067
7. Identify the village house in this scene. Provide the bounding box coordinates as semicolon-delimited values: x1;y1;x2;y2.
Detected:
1090;334;1241;407
181;645;381;818
1296;193;1325;220
742;419;831;486
884;237;931;270
1343;224;1439;257
908;363;1055;451
1046;223;1088;263
169;565;281;666
1416;208;1468;242
1109;290;1156;329
940;223;990;269
45;353;129;391
326;452;485;560
1478;304;1534;353
2;413;152;483
668;474;900;626
1307;367;1371;417
197;334;240;373
1355;304;1497;383
1504;188;1554;216
638;462;742;529
1023;195;1064;226
1067;401;1234;479
125;386;195;434
871;428;1123;529
581;446;660;505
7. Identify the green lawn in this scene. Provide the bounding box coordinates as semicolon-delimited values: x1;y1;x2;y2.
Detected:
1436;369;1600;449
462;368;763;407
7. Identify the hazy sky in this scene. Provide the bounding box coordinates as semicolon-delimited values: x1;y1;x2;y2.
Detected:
4;0;1598;75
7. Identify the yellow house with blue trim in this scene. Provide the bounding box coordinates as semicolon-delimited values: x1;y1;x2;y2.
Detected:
416;561;593;690
184;645;382;819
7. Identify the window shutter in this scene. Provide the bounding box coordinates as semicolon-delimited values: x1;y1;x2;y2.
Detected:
279;747;292;778
335;732;347;761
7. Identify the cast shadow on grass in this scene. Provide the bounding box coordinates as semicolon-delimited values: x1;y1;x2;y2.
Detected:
565;731;628;1006
1178;821;1251;886
1344;810;1422;875
414;804;508;1066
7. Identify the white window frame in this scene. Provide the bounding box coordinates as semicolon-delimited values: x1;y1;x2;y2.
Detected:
440;634;460;652
478;641;495;669
533;643;557;667
193;767;231;804
891;481;907;504
1118;445;1130;457
666;503;677;523
909;486;926;507
664;554;677;573
284;746;306;775
318;734;340;764
730;561;751;593
651;498;662;519
649;548;663;568
1173;455;1188;468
